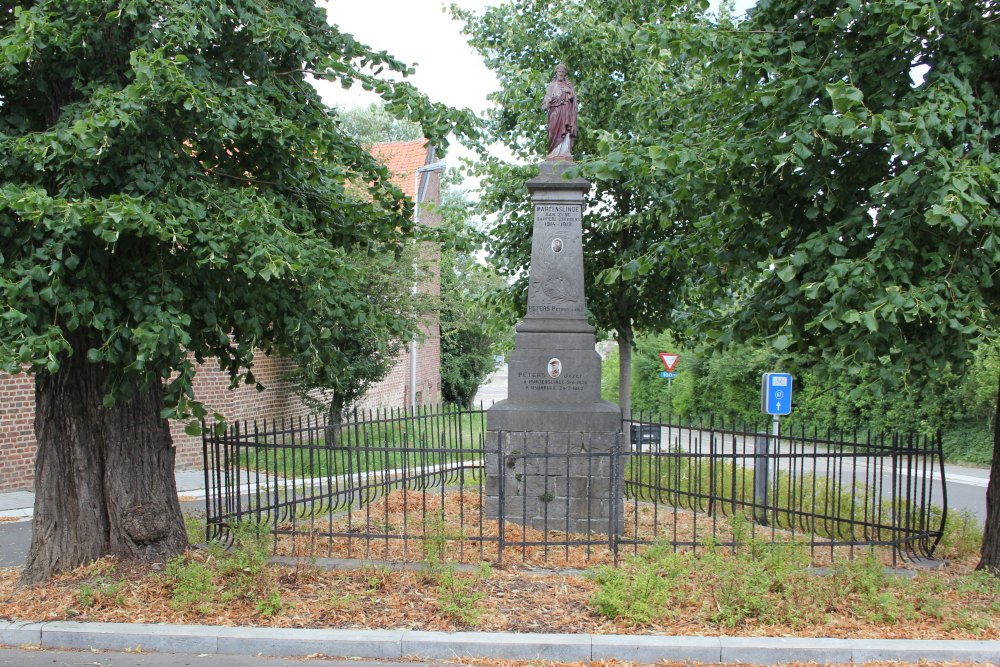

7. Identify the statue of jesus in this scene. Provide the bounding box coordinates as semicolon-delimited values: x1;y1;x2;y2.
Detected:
541;64;577;160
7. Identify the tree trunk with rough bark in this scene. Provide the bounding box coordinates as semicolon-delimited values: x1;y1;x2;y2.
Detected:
618;326;634;418
976;370;1000;575
20;329;187;585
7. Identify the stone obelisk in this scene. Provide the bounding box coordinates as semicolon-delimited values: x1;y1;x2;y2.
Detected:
485;65;623;535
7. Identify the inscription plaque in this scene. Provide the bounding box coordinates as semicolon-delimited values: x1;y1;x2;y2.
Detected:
527;204;585;318
536;204;578;228
513;369;589;394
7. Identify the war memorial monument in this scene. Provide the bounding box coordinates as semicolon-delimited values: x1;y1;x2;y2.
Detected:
485;65;624;535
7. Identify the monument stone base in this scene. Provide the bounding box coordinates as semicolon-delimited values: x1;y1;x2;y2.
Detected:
485;404;624;535
485;159;624;536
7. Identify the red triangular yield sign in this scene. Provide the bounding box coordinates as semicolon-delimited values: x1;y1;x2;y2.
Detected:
659;353;680;372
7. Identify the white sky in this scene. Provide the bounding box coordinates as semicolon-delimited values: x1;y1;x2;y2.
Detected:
315;0;498;115
316;0;758;119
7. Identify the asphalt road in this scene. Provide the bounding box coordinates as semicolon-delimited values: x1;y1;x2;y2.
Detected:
637;425;990;523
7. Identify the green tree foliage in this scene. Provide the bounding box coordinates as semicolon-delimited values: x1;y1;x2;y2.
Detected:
285;244;431;424
617;336;993;451
440;245;515;408
596;0;999;378
0;0;471;580
588;0;999;570
284;103;428;423
336;102;424;146
438;169;516;409
453;0;707;412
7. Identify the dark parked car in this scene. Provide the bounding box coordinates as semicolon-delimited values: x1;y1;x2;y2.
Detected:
630;423;661;451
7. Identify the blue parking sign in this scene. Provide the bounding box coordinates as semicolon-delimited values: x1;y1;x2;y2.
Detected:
761;373;793;415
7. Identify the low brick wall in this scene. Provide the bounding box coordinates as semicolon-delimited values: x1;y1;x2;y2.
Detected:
0;356;315;493
0;371;36;492
0;341;442;493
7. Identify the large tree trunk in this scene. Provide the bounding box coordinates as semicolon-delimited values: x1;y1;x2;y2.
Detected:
976;370;1000;574
618;325;634;417
20;329;187;585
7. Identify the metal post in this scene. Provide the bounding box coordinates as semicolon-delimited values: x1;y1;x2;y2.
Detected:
771;415;780;521
496;430;505;567
754;432;769;526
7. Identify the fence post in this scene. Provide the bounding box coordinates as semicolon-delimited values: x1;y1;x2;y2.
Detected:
496;429;505;567
754;432;769;526
201;420;212;543
610;429;620;564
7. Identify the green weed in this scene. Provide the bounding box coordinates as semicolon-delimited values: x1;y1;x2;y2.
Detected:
76;576;124;609
417;513;489;626
164;556;215;613
435;564;487;626
208;521;273;603
589;561;673;624
184;513;206;544
158;520;282;618
255;589;285;617
361;565;391;592
830;553;914;624
937;509;983;560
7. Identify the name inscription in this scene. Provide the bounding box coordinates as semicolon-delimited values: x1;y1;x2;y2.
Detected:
536;204;579;228
527;304;583;314
515;370;588;392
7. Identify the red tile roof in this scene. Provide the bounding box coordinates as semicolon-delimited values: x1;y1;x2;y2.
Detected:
369;139;430;199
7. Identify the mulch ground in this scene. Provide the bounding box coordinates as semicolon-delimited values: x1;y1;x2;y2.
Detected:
2;551;995;642
0;489;996;643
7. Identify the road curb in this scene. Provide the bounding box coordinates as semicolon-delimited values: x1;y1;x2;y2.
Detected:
2;620;999;663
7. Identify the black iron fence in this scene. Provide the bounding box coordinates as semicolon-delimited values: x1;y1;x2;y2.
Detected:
202;406;946;567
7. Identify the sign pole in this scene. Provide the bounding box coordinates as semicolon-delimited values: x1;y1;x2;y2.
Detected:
759;373;793;528
771;414;780;506
659;353;680;417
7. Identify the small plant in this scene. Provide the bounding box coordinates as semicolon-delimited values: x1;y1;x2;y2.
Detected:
184;513;207;545
209;520;273;603
414;513;489;626
76;576;124;609
588;543;688;625
421;512;464;579
937;508;983;560
589;561;671;624
539;492;554;503
831;553;913;625
436;564;487;626
704;555;774;627
164;556;215;614
361;565;391;592
256;589;285;617
327;590;360;609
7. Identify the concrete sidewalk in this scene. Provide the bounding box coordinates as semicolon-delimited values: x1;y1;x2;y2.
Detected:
0;469;208;522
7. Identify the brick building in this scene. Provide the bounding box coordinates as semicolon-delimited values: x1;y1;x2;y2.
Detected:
0;140;442;492
353;140;443;412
